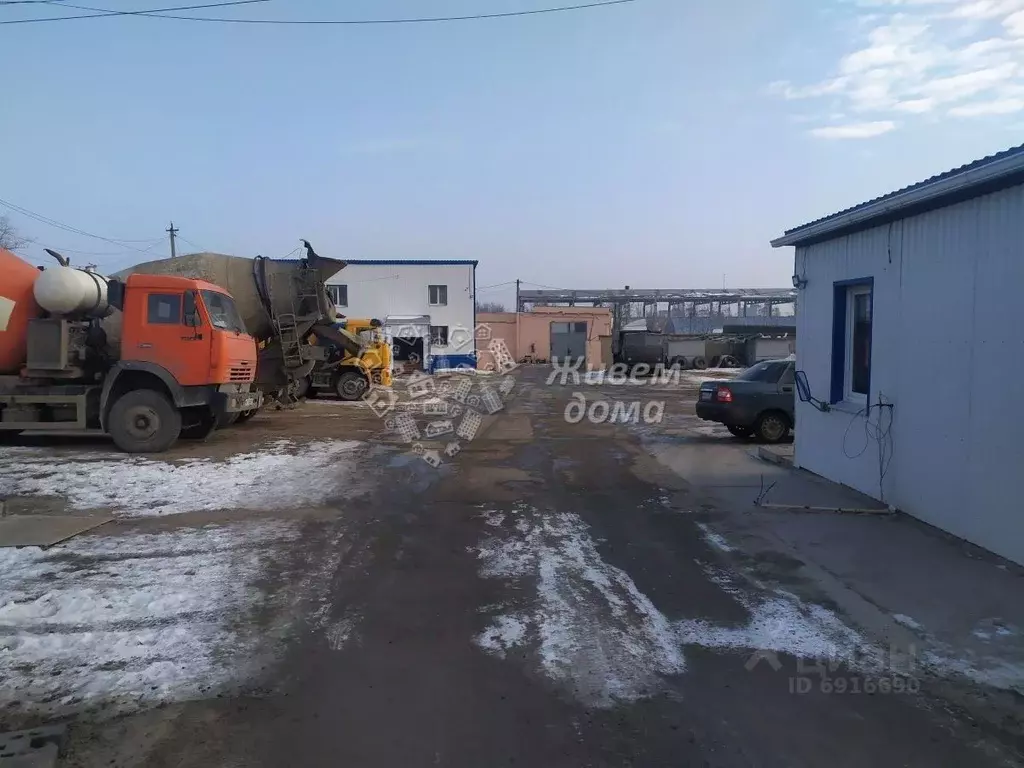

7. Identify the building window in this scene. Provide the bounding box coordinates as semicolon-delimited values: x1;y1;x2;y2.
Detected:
428;285;448;306
327;284;348;307
147;293;182;325
830;278;873;404
430;325;449;346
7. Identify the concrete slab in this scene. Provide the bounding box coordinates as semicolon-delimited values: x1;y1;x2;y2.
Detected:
0;514;112;548
650;427;1024;733
0;724;65;768
758;443;794;468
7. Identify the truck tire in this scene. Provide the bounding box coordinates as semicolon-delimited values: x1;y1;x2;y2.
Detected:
692;356;708;370
335;370;368;401
108;389;181;454
670;356;687;369
235;408;259;424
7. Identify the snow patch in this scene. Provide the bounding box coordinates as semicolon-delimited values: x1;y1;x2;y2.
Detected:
0;522;298;718
893;613;923;631
677;596;863;664
476;615;528;657
696;522;735;552
0;439;362;516
472;505;685;707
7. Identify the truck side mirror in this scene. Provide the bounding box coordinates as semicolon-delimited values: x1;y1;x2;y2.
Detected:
183;291;200;327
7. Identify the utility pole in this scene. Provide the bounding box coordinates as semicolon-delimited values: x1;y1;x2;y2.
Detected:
515;278;521;312
167;221;178;259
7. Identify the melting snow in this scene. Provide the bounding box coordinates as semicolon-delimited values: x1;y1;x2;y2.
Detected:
472;505;685;707
0;439;362;516
893;613;924;631
696;522;735;552
0;522;299;718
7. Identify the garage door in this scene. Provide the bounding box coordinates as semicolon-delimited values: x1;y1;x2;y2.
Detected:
550;321;587;365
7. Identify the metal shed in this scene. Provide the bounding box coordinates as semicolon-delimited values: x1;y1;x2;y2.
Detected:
772;143;1024;566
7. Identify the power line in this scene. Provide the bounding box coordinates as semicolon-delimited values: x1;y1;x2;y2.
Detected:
1;0;269;23
476;280;517;291
6;0;637;25
176;234;205;252
0;197;164;254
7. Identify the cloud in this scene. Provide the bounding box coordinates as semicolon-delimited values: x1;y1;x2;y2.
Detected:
1007;9;1024;33
772;0;1024;134
893;96;937;110
949;95;1024;112
809;120;898;138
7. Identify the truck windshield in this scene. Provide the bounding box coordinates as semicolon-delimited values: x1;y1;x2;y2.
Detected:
200;290;247;334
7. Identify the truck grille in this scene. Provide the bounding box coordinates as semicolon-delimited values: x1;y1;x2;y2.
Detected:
229;365;254;382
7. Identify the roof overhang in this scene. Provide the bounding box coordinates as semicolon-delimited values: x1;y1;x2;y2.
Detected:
771;148;1024;248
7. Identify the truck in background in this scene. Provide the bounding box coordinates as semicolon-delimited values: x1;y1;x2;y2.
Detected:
308;317;393;401
0;247;260;452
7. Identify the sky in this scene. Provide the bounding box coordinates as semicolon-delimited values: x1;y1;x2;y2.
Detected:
3;0;1024;309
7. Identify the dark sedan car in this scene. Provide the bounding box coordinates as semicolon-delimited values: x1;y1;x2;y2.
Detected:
695;358;795;443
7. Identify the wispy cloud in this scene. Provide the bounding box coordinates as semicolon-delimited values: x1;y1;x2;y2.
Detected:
810;120;898;138
771;0;1024;136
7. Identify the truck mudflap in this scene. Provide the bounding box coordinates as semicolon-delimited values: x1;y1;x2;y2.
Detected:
218;384;263;414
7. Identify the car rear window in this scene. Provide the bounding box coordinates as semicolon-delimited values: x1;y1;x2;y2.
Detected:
736;361;788;384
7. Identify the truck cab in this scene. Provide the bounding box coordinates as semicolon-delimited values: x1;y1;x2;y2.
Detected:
119;274;257;387
99;274;261;449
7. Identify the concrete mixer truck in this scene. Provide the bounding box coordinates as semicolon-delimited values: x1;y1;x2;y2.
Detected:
114;240;366;418
0;247;262;452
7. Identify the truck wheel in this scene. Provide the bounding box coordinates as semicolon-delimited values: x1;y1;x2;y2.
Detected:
108;389;181;453
235;408;259;424
692;356;708;370
216;410;241;429
755;411;790;444
335;371;368;401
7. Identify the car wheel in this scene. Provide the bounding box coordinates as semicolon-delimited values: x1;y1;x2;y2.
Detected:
755;411;791;444
726;425;753;438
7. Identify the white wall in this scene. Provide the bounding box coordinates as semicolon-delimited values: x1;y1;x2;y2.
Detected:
794;184;1024;565
326;262;476;363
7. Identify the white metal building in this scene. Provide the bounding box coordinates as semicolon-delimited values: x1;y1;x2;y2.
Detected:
772;144;1024;566
324;259;478;372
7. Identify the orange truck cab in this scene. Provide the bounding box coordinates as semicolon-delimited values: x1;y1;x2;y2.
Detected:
97;274;262;449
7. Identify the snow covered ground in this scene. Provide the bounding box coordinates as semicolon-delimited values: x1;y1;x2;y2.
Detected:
0;522;300;719
472;504;684;707
0;439;362;516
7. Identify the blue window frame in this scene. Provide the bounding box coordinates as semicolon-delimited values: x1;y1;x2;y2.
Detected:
830;277;874;404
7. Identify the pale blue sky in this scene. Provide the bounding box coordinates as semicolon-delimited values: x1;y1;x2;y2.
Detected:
3;0;1023;308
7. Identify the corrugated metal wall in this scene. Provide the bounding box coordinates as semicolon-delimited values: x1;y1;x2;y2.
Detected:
794;184;1024;565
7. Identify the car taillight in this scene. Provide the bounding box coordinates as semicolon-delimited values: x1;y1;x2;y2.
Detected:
716;386;733;402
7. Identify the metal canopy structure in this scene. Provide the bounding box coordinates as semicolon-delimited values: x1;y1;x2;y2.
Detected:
516;287;797;331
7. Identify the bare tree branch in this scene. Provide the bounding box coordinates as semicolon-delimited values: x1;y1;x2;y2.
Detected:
476;301;507;313
0;215;32;251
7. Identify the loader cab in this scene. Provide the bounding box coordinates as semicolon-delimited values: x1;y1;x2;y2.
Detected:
119;274;256;386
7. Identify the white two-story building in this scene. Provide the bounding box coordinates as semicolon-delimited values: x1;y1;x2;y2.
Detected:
324;259;478;372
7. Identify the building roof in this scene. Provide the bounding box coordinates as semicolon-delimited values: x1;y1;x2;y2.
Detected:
771;143;1024;248
344;259;478;267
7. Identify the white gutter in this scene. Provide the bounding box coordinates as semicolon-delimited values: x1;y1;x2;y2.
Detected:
771;149;1024;247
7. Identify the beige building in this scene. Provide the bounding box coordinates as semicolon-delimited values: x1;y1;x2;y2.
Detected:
477;307;612;370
